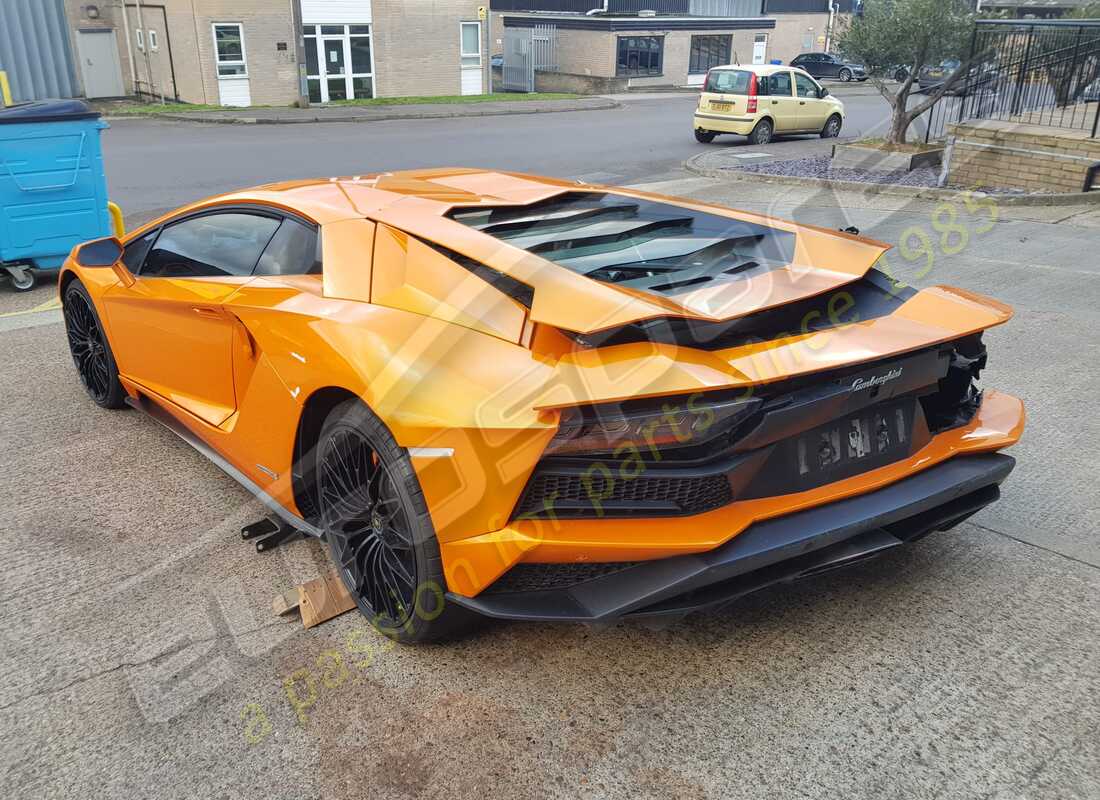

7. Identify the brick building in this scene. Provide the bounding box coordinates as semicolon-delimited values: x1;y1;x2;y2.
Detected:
492;1;857;92
60;0;489;105
15;0;857;106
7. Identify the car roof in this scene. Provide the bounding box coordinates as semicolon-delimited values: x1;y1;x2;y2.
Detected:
708;63;802;76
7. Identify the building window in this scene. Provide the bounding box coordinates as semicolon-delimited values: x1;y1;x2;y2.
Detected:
213;23;247;77
148;29;159;52
616;36;663;78
688;35;731;75
303;24;374;103
460;21;482;67
135;28;144;52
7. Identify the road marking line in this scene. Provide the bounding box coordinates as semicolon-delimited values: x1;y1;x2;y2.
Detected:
0;296;61;318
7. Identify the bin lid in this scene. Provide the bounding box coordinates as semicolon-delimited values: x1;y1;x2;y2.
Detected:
0;99;101;125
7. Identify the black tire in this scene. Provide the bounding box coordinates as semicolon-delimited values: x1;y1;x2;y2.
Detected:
63;279;127;409
839;68;853;82
820;114;842;138
694;129;716;144
748;118;773;146
315;398;480;644
894;69;908;83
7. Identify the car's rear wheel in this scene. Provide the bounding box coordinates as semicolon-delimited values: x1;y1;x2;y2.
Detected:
316;398;479;643
748;118;773;146
820;114;842;138
839;68;853;82
694;129;716;144
894;68;909;83
63;279;127;409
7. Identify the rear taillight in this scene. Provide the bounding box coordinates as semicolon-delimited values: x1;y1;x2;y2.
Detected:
746;72;758;113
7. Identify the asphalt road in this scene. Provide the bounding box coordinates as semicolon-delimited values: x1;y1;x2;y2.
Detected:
101;91;895;226
1;97;1098;800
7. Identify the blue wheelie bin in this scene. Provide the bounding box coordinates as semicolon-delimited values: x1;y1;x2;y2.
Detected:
0;100;117;291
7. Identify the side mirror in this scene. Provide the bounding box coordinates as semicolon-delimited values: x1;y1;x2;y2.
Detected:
76;236;123;267
819;87;830;98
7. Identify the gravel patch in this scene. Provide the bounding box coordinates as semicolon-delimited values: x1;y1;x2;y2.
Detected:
733;155;1031;194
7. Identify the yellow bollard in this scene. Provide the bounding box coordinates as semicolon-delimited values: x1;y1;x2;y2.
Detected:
0;71;12;107
107;201;125;237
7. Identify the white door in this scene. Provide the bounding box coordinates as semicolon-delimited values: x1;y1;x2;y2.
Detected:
76;29;125;98
752;34;768;66
460;21;483;96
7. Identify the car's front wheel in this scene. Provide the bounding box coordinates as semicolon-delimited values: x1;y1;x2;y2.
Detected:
316;398;479;643
694;129;716;144
839;68;853;82
894;68;909;82
820;114;842;138
748;118;773;146
63;279;127;409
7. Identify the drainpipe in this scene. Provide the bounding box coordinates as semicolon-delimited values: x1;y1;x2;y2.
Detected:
825;1;837;54
118;1;138;94
289;0;309;107
134;0;160;102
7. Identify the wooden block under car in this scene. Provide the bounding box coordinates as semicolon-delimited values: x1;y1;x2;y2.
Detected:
271;571;356;628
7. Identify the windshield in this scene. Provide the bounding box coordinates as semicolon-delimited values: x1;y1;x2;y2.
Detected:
449;192;795;298
704;69;753;94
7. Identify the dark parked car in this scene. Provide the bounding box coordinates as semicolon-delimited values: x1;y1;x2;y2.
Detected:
789;52;868;82
918;59;1000;95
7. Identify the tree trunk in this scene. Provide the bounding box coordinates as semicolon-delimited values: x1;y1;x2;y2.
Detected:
887;103;910;145
885;84;913;145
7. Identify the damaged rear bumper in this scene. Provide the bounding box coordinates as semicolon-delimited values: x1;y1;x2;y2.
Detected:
447;452;1015;624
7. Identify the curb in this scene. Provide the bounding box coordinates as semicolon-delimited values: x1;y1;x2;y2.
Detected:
683;152;1100;207
104;98;620;125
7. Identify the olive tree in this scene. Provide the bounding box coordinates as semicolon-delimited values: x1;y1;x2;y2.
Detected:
836;0;977;144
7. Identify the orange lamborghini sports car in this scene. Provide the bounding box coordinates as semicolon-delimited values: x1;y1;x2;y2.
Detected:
60;169;1024;641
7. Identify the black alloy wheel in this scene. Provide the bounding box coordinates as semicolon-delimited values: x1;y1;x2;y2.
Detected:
319;427;419;627
63;280;126;409
315;398;479;642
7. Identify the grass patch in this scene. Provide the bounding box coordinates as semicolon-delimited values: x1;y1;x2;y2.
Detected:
101;92;584;115
326;92;583;106
100;102;260;115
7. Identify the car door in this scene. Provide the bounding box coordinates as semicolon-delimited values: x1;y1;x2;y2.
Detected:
764;70;799;132
101;209;282;426
799;54;822;78
794;71;830;131
822;54;841;78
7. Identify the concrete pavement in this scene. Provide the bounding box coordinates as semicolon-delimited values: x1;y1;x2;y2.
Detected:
0;107;1097;800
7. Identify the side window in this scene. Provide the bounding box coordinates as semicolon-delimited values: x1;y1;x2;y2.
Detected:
122;229;158;273
255;218;321;276
795;73;820;99
767;71;793;96
141;212;280;278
